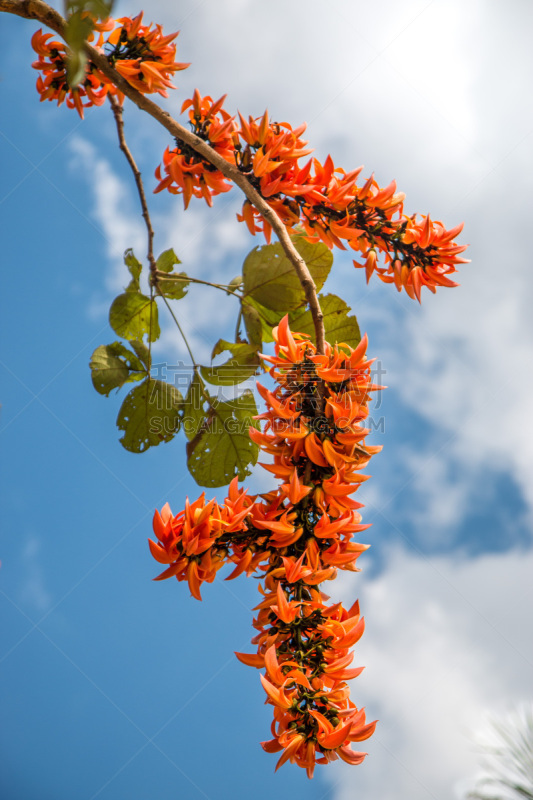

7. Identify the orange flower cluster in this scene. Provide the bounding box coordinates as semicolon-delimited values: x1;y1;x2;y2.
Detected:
155;94;468;300
31;13;189;118
149;318;382;775
148;478;261;599
31;26;111;117
244;593;377;776
154;91;237;208
105;13;189;97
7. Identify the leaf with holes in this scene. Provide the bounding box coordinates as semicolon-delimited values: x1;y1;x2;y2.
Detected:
129;339;151;371
116;379;182;453
89;342;146;396
200;340;260;386
109;292;160;342
187;390;259;487
182;371;208;442
124;249;142;293
155;248;181;273
157;272;190;300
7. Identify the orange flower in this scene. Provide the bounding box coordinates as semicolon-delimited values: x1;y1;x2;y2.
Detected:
148;478;257;598
154;90;237;208
354;216;468;301
31;29;110;118
31;13;190;117
105;13;189;97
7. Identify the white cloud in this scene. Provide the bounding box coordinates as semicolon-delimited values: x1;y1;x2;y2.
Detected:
326;545;533;800
18;535;52;614
76;0;533;534
386;149;533;533
394;450;474;545
68;136;146;294
67;2;533;513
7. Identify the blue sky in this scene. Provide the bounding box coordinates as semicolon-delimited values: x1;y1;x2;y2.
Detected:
1;1;533;799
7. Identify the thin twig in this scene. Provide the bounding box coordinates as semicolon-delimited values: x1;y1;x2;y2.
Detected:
107;91;197;364
107;93;156;275
0;0;326;354
158;292;197;367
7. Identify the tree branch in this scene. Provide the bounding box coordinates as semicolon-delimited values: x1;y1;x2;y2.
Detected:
1;0;326;353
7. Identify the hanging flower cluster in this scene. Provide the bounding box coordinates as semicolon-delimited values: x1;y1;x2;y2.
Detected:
31;12;189;118
149;318;382;776
155;96;468;300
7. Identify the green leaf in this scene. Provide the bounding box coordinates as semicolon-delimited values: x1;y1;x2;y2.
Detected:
64;2;115;85
241;300;263;348
242;297;284;343
89;342;146;396
156;248;181;273
66;47;87;88
124;249;142;279
187;390;259;487
200;340;259;386
124;249;142;292
64;10;92;86
289;293;361;348
292;238;334;292
66;0;114;16
242;237;333;312
157;272;190;300
129;339;151;371
182;371;208;441
109;293;160;342
116;379;182;453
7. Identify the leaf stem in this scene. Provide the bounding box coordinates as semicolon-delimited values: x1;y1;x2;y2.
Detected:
154;272;240;295
235;307;243;342
157;292;197;368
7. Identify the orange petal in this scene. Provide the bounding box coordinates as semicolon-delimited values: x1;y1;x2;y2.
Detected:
148;538;173;564
235;651;265;668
